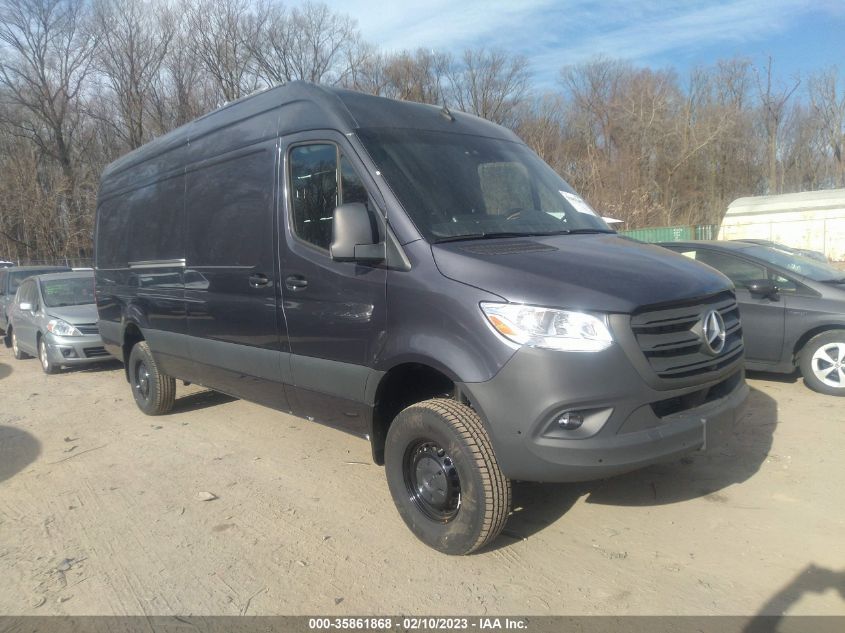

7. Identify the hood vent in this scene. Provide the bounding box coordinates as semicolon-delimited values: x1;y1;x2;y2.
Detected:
459;241;557;256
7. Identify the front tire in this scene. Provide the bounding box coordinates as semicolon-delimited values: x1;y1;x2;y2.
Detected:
11;328;27;360
384;398;511;555
38;337;60;374
128;341;176;415
800;330;845;396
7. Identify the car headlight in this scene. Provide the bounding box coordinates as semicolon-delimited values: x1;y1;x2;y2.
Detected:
480;302;613;352
46;319;83;337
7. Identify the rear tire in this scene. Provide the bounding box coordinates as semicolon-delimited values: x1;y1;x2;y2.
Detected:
384;398;511;555
799;330;845;396
128;341;176;415
11;328;27;360
38;337;59;374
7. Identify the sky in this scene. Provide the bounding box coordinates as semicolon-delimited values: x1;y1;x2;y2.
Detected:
322;0;845;89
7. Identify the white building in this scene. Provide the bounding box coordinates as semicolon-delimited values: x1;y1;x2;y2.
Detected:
719;188;845;261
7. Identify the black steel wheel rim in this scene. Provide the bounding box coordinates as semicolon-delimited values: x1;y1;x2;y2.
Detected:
134;360;151;400
403;440;461;522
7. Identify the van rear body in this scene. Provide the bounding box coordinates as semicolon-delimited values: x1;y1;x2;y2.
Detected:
95;82;747;554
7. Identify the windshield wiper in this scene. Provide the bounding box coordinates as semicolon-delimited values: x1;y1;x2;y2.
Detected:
561;228;616;234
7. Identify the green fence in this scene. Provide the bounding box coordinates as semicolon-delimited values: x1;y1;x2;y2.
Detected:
619;224;717;243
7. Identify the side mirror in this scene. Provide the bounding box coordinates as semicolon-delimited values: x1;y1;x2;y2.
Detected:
747;279;779;299
18;302;32;311
330;203;385;264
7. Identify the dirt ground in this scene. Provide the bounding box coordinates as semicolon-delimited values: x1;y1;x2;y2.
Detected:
0;344;843;617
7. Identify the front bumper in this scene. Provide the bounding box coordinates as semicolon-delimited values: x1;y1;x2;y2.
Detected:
43;332;112;366
461;345;748;482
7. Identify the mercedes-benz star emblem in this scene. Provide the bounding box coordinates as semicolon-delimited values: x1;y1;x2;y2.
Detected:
701;310;726;355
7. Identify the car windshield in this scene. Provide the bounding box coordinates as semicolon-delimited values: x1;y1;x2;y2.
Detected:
9;269;64;292
356;128;613;242
41;276;95;307
742;245;844;281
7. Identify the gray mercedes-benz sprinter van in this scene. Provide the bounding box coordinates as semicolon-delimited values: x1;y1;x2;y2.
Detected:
95;82;748;554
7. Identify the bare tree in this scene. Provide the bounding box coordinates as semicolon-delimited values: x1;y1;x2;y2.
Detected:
448;48;530;125
186;0;260;102
809;67;845;187
756;56;800;194
0;0;95;182
250;1;364;86
0;0;97;258
92;0;174;149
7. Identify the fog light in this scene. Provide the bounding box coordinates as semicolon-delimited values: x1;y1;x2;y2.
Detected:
60;347;76;358
556;411;584;430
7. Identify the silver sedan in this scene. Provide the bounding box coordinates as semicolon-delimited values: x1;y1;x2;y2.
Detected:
7;271;112;373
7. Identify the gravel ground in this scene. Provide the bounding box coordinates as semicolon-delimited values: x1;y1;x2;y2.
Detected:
0;344;843;616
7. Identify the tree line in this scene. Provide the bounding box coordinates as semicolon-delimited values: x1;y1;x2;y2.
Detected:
0;0;843;262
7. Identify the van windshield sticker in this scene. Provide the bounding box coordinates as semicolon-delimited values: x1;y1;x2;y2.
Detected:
560;191;597;216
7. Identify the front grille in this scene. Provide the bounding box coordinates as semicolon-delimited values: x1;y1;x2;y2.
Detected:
631;292;743;379
83;346;109;358
651;370;743;417
76;324;99;335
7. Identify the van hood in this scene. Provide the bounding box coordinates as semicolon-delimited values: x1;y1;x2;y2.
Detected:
431;234;731;313
46;303;98;324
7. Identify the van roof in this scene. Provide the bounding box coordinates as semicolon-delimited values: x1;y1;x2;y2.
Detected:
725;188;845;216
101;81;520;184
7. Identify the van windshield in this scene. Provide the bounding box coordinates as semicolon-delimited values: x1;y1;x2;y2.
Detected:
357;128;613;242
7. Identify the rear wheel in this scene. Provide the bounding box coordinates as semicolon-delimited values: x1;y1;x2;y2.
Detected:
38;337;59;374
128;341;176;415
800;330;845;396
384;398;511;555
11;328;27;360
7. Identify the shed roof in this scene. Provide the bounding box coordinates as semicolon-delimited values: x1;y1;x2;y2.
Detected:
725;188;845;216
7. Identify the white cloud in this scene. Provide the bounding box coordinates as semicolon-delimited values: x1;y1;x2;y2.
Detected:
320;0;838;85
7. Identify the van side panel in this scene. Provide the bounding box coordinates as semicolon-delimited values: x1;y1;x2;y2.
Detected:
184;139;290;411
95;170;190;377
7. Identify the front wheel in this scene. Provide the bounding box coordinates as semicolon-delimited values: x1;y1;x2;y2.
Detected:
384;398;511;555
128;341;176;414
800;330;845;396
39;337;60;374
11;328;27;360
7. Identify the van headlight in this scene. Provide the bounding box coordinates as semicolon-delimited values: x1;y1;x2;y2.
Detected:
47;319;83;337
480;303;613;352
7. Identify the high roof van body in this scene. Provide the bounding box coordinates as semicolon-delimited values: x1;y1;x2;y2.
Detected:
95;82;748;554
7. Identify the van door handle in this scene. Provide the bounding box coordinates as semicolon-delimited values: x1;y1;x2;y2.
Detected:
249;273;270;288
285;275;308;291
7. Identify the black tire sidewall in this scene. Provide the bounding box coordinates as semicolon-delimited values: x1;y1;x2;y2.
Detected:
800;331;845;396
128;343;160;414
385;405;488;555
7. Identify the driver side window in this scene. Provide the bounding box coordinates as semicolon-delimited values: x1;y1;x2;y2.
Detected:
289;144;373;251
18;281;33;306
694;250;767;288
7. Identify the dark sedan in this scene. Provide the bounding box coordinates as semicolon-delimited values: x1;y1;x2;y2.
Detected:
660;240;845;396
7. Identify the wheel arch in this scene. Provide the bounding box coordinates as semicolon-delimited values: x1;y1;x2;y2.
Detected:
793;324;845;360
121;321;145;381
367;361;458;465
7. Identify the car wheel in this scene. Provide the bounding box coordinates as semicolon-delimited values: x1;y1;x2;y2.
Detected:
799;330;845;396
11;328;27;360
38;337;60;374
128;341;176;415
384;398;511;555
